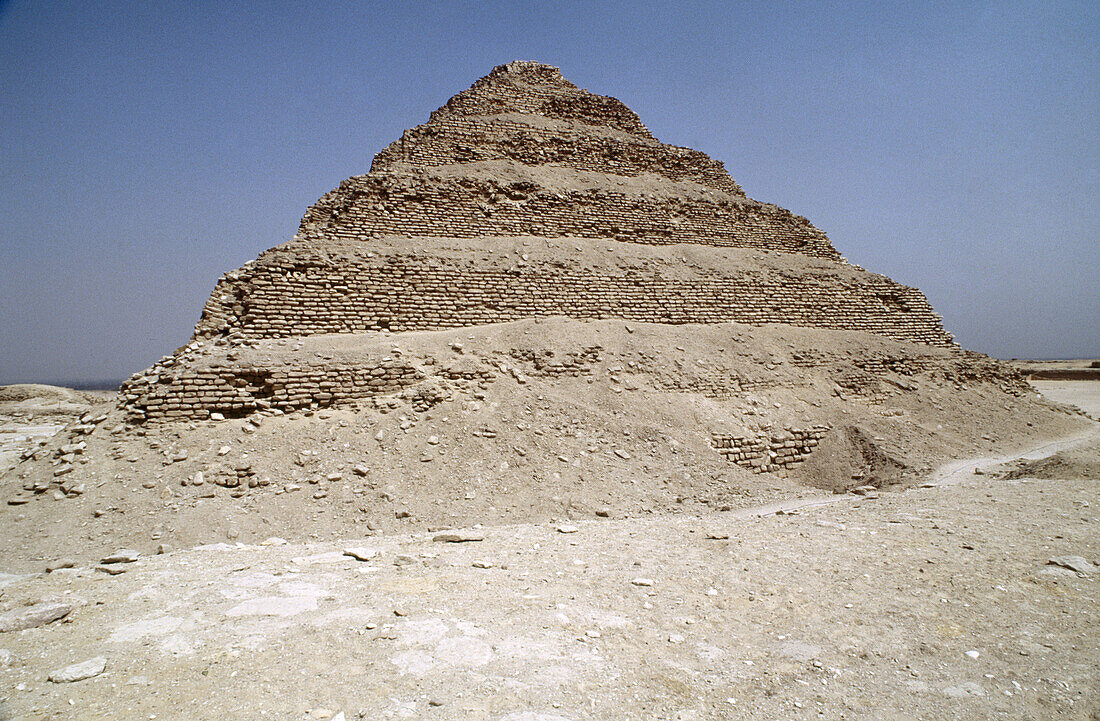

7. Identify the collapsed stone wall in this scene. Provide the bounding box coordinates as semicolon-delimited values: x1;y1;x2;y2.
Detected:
712;426;831;473
370;117;743;194
192;252;954;347
120;356;428;422
298;173;834;258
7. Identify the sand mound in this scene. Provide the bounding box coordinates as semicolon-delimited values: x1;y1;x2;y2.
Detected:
0;384;94;405
1005;437;1100;480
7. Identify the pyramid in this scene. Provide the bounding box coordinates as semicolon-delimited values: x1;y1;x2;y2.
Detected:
119;61;959;422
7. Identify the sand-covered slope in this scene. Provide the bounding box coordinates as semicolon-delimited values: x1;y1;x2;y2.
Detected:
1;318;1091;571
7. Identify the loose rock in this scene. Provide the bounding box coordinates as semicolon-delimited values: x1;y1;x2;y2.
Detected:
48;656;107;683
0;601;73;633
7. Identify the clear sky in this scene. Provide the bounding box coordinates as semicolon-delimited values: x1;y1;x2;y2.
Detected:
1;0;1096;385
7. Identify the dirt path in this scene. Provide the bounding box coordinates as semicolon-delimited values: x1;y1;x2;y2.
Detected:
1;427;1097;721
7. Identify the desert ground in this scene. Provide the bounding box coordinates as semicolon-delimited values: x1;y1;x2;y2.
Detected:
0;372;1096;720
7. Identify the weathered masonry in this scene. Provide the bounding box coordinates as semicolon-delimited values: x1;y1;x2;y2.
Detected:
120;60;961;423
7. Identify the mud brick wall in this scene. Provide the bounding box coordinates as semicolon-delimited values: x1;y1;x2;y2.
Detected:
119;357;426;422
192;254;955;348
790;350;937;375
648;371;760;399
712;426;830;473
371;117;743;195
298;174;836;259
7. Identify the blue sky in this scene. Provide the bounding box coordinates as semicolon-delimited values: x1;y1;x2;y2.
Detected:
1;0;1096;384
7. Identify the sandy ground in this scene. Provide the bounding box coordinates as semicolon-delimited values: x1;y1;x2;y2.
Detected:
1032;381;1100;419
0;423;1097;721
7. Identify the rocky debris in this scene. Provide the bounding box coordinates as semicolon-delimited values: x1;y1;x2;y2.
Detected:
432;531;485;543
100;549;141;564
0;432;1096;717
48;656;107;683
1047;556;1095;575
0;601;73;633
44;559;76;573
343;547;380;561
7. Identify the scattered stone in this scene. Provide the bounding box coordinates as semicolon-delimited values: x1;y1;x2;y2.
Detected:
965;650;980;659
353;464;369;476
556;524;579;534
1048;556;1095;575
631;578;654;587
704;531;730;540
0;648;15;667
100;549;141;564
48;656;107;683
433;531;485;543
217;445;231;455
96;565;127;575
260;537;288;546
0;601;73;633
45;559;76;573
393;555;417;566
595;508;610;517
326;472;343;482
343;547;380;562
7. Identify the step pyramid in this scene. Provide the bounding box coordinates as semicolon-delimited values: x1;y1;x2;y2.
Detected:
120;61;957;422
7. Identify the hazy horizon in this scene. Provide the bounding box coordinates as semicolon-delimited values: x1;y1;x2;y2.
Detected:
2;1;1097;386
